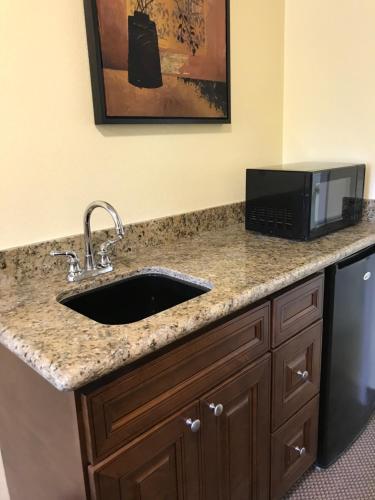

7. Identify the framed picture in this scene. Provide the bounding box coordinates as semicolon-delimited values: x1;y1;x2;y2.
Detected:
83;0;231;124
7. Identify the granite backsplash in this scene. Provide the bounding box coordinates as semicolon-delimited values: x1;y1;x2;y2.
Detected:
0;202;245;280
362;199;375;222
1;199;374;282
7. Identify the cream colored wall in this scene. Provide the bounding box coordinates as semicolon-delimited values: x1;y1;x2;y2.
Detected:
0;0;284;250
283;0;375;197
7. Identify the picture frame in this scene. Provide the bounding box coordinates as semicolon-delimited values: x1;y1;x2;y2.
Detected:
83;0;231;124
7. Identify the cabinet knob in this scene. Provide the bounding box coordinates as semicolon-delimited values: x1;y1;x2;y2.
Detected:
185;418;201;433
209;403;224;417
297;370;309;381
294;446;306;457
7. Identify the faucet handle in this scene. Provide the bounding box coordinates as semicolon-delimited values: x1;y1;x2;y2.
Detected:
50;250;82;282
97;235;123;269
100;234;123;252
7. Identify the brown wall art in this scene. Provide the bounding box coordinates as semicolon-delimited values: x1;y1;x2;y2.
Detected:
84;0;230;123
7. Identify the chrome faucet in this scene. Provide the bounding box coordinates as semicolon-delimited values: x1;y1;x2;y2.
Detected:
51;201;125;282
83;201;125;272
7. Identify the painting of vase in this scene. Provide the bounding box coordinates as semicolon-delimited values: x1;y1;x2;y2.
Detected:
84;0;230;123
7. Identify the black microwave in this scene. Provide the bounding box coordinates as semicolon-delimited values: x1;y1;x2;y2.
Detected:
246;162;365;240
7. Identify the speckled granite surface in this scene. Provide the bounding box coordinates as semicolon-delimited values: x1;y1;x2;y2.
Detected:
1;219;375;392
1;199;373;281
363;199;375;222
0;202;245;281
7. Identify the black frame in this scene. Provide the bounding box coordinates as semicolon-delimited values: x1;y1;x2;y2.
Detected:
83;0;231;125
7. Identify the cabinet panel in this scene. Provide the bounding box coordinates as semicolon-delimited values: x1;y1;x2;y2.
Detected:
83;302;270;463
89;402;201;500
272;274;324;347
271;396;319;500
272;321;322;430
201;355;271;500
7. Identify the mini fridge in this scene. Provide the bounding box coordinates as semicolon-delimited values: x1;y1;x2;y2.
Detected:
317;245;375;467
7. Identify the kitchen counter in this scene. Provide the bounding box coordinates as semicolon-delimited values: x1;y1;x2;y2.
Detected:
1;221;374;391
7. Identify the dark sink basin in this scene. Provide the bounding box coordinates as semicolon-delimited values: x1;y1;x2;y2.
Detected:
60;272;211;325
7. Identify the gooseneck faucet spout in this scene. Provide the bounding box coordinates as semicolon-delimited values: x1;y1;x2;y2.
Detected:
84;201;125;271
50;200;125;282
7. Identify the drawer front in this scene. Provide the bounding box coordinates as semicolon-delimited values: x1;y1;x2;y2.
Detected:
82;302;270;463
89;402;202;500
272;274;324;347
272;320;322;430
271;396;319;500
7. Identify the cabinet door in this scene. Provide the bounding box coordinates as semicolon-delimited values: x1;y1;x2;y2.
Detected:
89;402;202;500
200;355;271;500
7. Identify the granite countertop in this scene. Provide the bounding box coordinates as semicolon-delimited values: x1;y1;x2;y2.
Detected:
1;222;375;391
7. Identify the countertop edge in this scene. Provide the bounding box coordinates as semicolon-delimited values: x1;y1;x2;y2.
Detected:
2;231;374;392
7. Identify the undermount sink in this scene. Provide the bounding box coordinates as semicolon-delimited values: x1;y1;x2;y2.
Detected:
59;271;212;325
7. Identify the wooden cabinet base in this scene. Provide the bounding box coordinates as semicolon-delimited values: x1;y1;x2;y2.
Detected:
0;274;325;500
89;355;271;500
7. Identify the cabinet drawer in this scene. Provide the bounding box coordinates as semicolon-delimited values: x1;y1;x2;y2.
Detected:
272;274;324;347
82;302;270;463
272;320;322;430
88;402;202;500
271;396;319;500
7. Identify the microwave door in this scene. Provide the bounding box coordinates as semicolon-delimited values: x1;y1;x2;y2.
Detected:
310;168;358;235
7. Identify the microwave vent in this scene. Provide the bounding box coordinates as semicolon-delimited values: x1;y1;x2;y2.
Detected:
247;206;294;228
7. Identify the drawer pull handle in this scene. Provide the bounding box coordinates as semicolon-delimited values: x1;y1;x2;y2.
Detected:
297;370;309;381
294;446;306;457
209;403;224;417
185;418;201;433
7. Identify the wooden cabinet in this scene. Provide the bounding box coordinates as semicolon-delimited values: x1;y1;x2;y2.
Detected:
0;273;325;500
89;355;271;500
83;273;324;500
270;274;324;499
